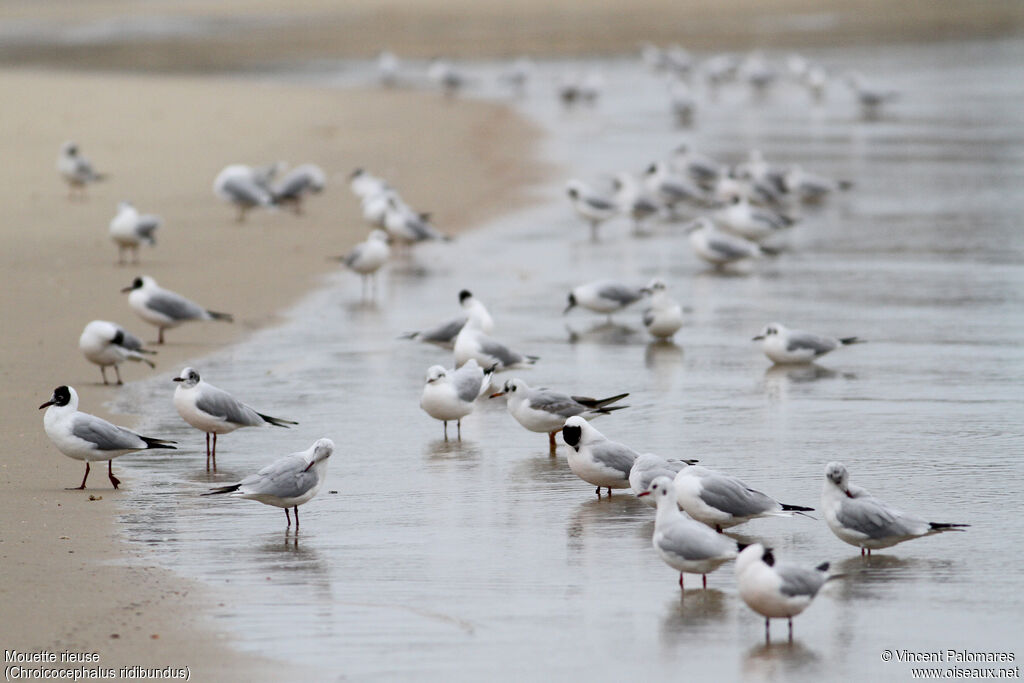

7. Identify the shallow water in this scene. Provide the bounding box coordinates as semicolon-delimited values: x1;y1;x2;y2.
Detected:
113;39;1023;681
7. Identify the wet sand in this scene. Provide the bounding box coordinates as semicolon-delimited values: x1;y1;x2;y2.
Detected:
0;68;542;675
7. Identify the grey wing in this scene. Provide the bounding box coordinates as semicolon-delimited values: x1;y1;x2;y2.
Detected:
224;176;269;205
707;235;755;259
273;171;311;199
343;242;367;268
836;496;922;539
658;521;733;560
478;337;525;367
146;291;206;321
242;455;317;498
637;464;685;491
786;332;837;355
72;414;145;451
195;386;265;427
585;195;617;211
597;283;642;306
451;364;484;403
114;326;146;352
698;474;777;517
420;316;467;344
591;440;638;477
135;215;161;242
776;563;827;598
642;307;656;327
528;389;585;418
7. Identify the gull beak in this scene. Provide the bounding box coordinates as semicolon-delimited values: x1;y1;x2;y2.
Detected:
637;491;650;497
172;377;185;382
752;335;765;341
562;303;575;315
120;285;134;293
38;399;55;410
488;391;505;399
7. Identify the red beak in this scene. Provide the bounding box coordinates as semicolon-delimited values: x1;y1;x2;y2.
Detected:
488;392;505;399
637;491;650;497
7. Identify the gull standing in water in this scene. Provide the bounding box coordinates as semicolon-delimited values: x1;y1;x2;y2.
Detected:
453;315;537;371
213;164;275;221
420;359;495;440
674;465;815;532
822;462;969;556
753;323;862;364
564;280;645;322
611;172;661;235
173;367;297;470
566;180;619;240
714;195;795;243
639;476;737;589
109;202;161;265
57;141;106;199
40;385;176;489
489;378;628;452
629;453;693;507
736;543;832;643
561;416;644;497
203;438;334;529
271;163;326;214
338;229;390;298
686;217;764;270
79;320;156;385
401;289;494;347
122;275;233;344
640;279;684;340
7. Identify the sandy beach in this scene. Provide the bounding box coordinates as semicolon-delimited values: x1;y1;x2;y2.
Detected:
0;68;542;676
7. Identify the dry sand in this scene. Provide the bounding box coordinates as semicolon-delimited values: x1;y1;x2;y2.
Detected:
0;68;543;676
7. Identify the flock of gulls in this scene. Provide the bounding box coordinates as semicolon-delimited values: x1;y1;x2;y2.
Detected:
40;44;962;643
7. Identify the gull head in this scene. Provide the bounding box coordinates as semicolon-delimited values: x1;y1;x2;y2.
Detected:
735;542;770;575
424;365;447;384
825;462;849;489
489;377;525;398
752;323;783;341
637;475;674;502
311;438;334;463
458;289;474;305
120;275;154;293
642;278;667;295
173;367;201;388
561;415;588;451
563;292;577;315
61;141;79;157
39;385;75;410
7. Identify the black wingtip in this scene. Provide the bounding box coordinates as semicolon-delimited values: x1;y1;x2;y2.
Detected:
781;503;815;512
816;561;831;572
929;522;970;530
202;483;242;496
141;436;176;450
839;336;863;345
258;413;298;428
208;311;234;323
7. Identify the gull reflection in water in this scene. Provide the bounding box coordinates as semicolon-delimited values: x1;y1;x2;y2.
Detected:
743;639;822;681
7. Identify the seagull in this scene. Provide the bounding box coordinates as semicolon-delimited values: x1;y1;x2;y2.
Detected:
40;385;175;490
561;416;644;497
384;195;449;244
629;453;696;507
489;378;628;451
349;168;390;200
377;50;400;87
213;164;275;221
566;180;619;240
844;71;899;117
122;276;233;344
203;438;333;529
564;280;644;321
668;80;696;127
173;367;297;470
400;289;494;347
639;476;737;589
338;229;390;298
271;164;326;214
611;172;661;234
781;165;853;203
453;316;537;371
752;323;863;365
109;202;161;265
428;59;467;98
499;57;533;96
670;144;725;186
714;195;795;243
361;189;396;228
686;217;764;270
640;279;684;340
735;543;832;643
643;161;708;215
57;141;106;199
822;462;969;556
79;320;156;385
674;465;815;532
420;359;495;440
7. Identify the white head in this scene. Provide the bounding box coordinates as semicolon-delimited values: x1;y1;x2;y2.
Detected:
825;461;850;491
39;385;78;413
490;377;529;400
424;365;447;385
752;322;785;341
642;278;668;295
173;367;202;388
637;475;675;506
306;438;335;468
368;229;390;243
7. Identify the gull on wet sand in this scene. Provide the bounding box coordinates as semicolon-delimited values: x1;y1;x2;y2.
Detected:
57;141;106;199
173;367;297;470
564;280;645;321
122;275;233;344
566;180;619;240
203;438;333;529
822;462;969;556
40;385;175;490
401;289;494;347
339;229;390;297
489;378;628;451
109;201;161;265
420;359;495;440
674;465;815;532
271;163;326;214
453;315;537;371
213;164;276;221
753;323;862;365
79;320;156;385
686;217;764;270
640;279;684;340
639;476;737;589
561;416;642;497
736;543;832;642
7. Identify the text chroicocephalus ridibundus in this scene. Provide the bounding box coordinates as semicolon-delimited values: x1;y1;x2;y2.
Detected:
566;180;619;240
122;275;233;344
489;378;628;452
453;316;537;371
40;385;175;490
674;465;815;532
271;163;326;214
173;367;297;470
213;164;275;222
400;289;494;347
735;543;832;643
203;438;333;529
640;279;684;339
57;141;106;199
822;462;969;556
564;280;645;321
561;416;641;497
629;453;693;507
639;476;737;589
339;229;390;298
79;320;156;385
109;201;161;265
420;358;495;440
752;322;862;365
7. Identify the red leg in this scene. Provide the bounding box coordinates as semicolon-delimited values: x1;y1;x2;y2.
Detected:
679;573;684;589
548;431;557;453
68;462;90;490
788;617;793;642
212;433;217;470
294;507;300;530
285;508;292;527
108;460;120;489
702;574;707;590
205;433;211;471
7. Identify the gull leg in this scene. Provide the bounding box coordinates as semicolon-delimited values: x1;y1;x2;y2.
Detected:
788;617;793;642
548;431;557;454
765;618;771;644
861;547;865;557
114;364;123;385
205;432;211;471
100;366;109;385
594;485;601;498
679;573;684;589
590;220;599;241
457;419;462;440
294;507;300;530
212;433;217;470
158;327;165;345
236;206;246;223
285;508;292;528
108;460;120;489
702;574;707;589
67;462;90;490
715;524;723;534
443;421;448;441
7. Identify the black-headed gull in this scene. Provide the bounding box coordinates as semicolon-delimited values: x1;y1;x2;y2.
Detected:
401;289;494;347
428;59;467;98
640;279;683;340
79;320;156;385
752;323;862;365
420;359;495;440
639;476;737;589
213;164;275;222
564;280;644;321
686;217;764;270
822;462;969;556
629;453;693;507
271;164;326;214
173;367;297;470
735;543;832;642
561;416;640;497
122;275;233;344
566;180;619;240
203;438;333;529
57;141;106;199
339;229;390;298
674;465;814;532
40;385;175;490
782;165;852;203
109;201;161;265
489;378;628;451
611;172;661;234
714;195;795;243
453;316;537;371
